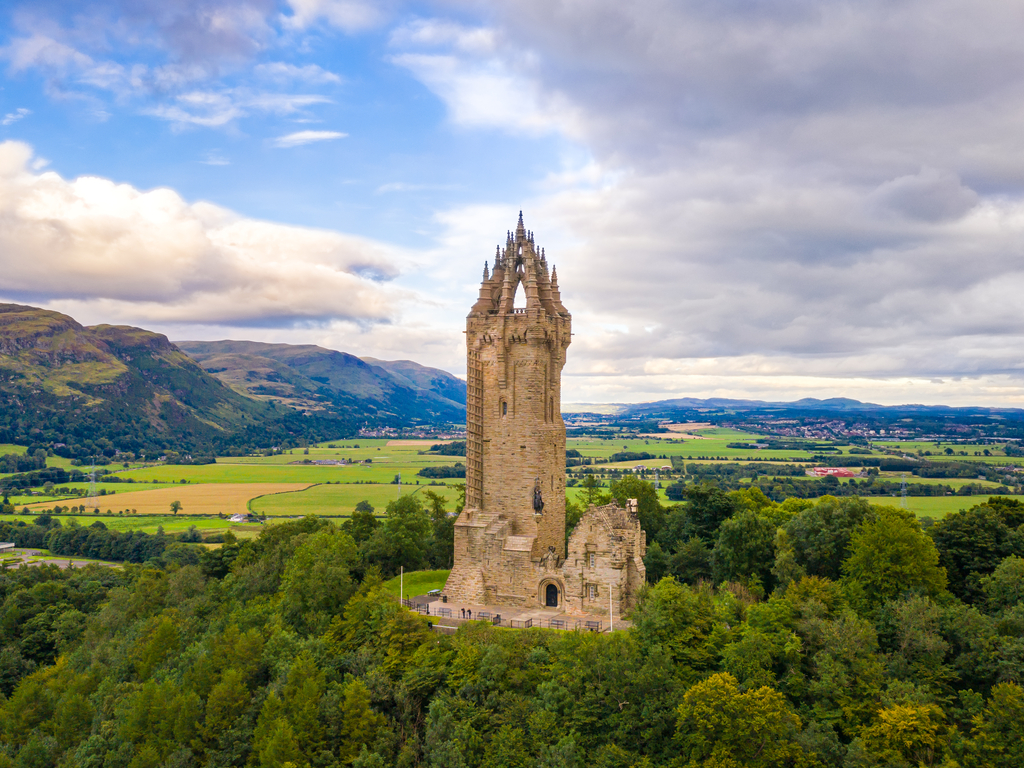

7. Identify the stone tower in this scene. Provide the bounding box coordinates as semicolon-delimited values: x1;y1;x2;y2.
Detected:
443;214;646;614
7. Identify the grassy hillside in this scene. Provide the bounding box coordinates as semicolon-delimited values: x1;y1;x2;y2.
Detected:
0;304;356;458
179;339;465;423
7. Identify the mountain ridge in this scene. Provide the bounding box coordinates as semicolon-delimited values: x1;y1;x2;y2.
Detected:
564;396;1024;417
176;340;466;423
0;304;465;459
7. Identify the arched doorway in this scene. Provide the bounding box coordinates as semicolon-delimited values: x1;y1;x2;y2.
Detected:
545;583;559;607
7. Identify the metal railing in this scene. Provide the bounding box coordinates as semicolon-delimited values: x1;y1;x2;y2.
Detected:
401;596;604;633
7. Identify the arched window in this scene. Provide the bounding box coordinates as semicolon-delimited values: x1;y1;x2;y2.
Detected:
501;400;508;417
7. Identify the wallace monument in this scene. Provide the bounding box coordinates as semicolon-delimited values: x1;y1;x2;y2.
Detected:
442;214;647;617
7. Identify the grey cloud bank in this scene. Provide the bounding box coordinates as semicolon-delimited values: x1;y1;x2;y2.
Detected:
422;0;1024;403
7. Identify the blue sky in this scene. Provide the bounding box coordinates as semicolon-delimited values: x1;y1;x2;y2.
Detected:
4;1;1024;407
0;2;566;243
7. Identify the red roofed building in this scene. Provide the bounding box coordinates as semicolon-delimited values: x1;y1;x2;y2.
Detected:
809;467;856;478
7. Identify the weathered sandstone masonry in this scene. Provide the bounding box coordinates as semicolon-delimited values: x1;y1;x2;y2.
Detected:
443;214;646;616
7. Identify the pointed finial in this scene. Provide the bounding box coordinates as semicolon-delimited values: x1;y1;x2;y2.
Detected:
516;211;525;237
483;261;489;281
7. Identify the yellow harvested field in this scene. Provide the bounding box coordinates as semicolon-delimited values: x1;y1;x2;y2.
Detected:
385;439;454;446
664;422;713;432
28;483;312;516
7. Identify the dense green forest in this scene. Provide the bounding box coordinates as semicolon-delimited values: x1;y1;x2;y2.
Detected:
1;485;1022;767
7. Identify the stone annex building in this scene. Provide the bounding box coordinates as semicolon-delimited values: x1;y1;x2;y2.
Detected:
442;214;647;617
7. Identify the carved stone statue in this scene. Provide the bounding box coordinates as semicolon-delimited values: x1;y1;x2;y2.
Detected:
540;545;556;570
533;478;544;513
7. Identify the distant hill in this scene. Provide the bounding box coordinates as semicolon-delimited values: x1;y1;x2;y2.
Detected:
176;340;465;424
360;357;466;410
0;304;465;461
0;303;297;456
613;396;1024;418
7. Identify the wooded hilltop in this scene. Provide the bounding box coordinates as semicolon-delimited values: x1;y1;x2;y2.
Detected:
0;482;1022;768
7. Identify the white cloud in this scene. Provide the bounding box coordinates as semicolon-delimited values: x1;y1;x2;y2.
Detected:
200;151;230;166
375;181;459;194
390;19;496;55
0;140;406;326
389;53;581;137
147;90;332;128
272;130;347;147
254;62;342;83
1;108;31;126
283;0;386;32
1;34;92;73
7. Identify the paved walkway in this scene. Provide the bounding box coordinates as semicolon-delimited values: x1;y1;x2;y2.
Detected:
405;595;631;633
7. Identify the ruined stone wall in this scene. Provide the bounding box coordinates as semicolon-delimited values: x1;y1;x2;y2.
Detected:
562;502;647;617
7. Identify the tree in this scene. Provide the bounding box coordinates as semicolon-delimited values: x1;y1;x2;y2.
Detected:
258;718;307;768
336;678;386;763
778;496;871;581
842;507;947;607
981;554;1024;613
481;725;531;768
169;500;182;515
282;526;358;631
643;540;670;583
345;501;379;545
632;578;718;677
203;669;250;739
674;673;808;767
967;682;1024;767
610;474;664;537
712;509;775;591
359;495;431;576
580;474;602;507
423;491;455;569
855;704;949;768
804;609;886;737
671;537;712;584
682;484;736;542
929;503;1024;602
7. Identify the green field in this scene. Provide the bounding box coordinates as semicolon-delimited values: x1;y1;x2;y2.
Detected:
567;484;673;505
875;475;1007;489
568;428;824;462
250;482;459;517
0;513;267;536
382;569;450;600
863;495;995;518
5;427;1021;533
122;456;461;486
